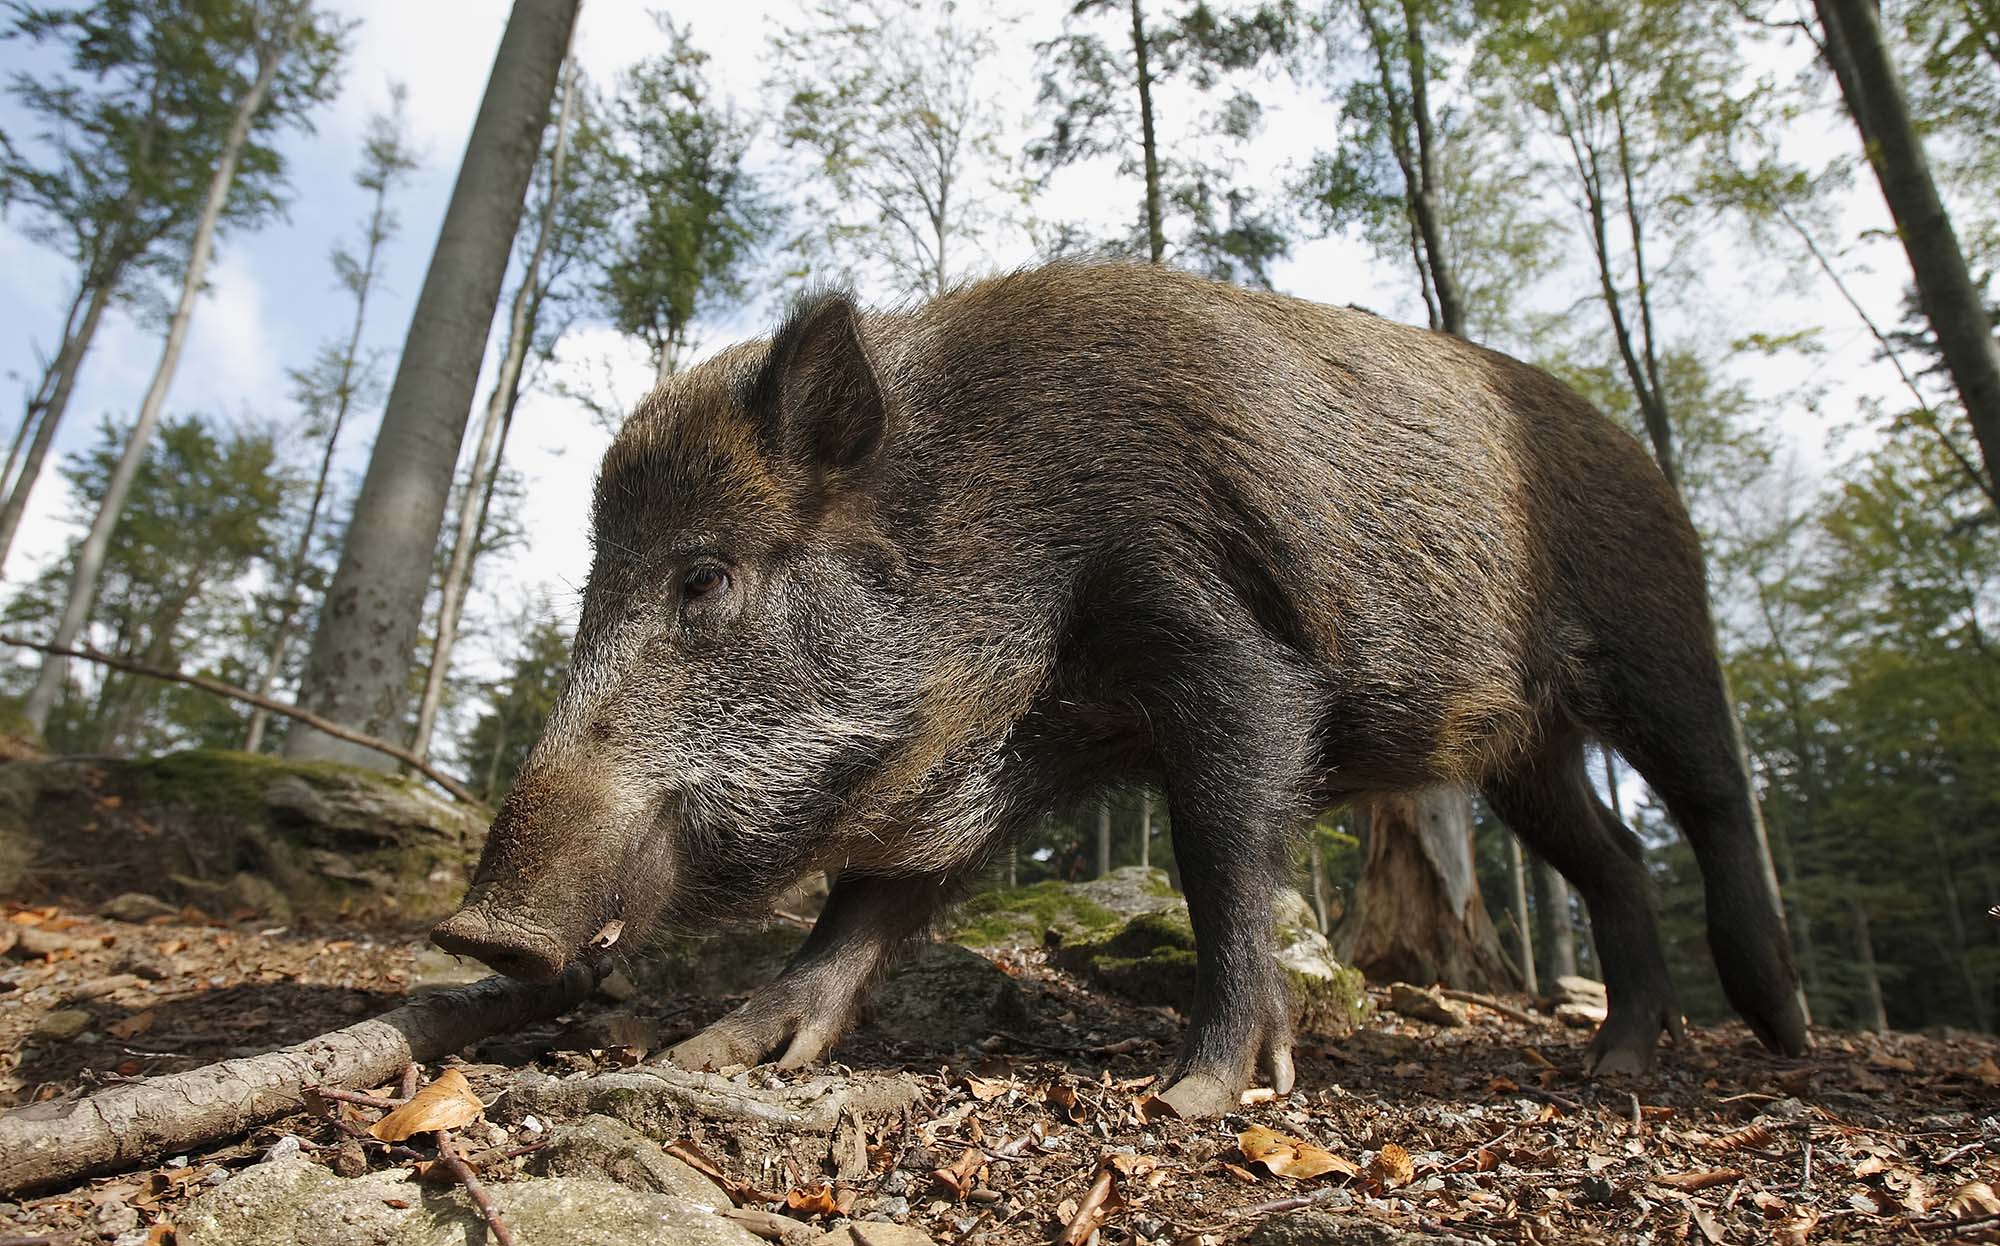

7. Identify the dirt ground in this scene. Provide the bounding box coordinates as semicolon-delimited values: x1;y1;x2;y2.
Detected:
2;900;1998;1245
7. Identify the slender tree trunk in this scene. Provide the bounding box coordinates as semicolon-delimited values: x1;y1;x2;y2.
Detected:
0;279;117;579
1927;821;1990;1030
23;23;295;734
1535;857;1578;981
1397;0;1464;336
1138;790;1152;868
0;281;89;501
1006;843;1018;889
285;0;582;765
411;57;579;762
1095;798;1112;878
1308;835;1328;933
1815;0;2000;497
1851;900;1888;1034
1339;789;1514;990
1128;0;1165;264
1508;834;1537;995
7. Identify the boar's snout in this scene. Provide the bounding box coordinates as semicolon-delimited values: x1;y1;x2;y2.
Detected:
430;902;571;984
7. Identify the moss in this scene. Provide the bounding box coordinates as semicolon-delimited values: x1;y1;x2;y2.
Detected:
945;882;1125;948
1287;963;1373;1037
127;749;429;820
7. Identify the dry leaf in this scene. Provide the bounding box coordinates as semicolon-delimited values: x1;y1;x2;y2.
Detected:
1367;1142;1415;1189
1238;1125;1358;1181
368;1069;483;1141
1773;1212;1818;1246
1945;1181;2000;1217
963;1074;1011;1101
1487;1075;1520;1094
108;1009;155;1040
785;1182;839;1216
1217;1160;1260;1184
1521;1047;1556;1069
1688;1200;1727;1244
931;1146;986;1199
1713;1123;1775;1151
1969;1056;2000;1086
1045;1081;1086;1123
1653;1170;1743;1192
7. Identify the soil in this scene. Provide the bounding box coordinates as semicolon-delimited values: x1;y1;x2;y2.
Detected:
2;899;1998;1245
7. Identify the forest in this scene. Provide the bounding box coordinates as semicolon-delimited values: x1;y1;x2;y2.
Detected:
0;0;1996;1240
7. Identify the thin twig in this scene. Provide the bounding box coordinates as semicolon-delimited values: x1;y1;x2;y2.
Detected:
0;633;481;804
437;1128;513;1246
398;1064;420;1102
1439;1126;1520;1173
309;1087;406;1111
1439;989;1539;1027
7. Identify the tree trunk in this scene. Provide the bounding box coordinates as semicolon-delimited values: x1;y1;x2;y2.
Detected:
1535;857;1578;981
1851;900;1888;1034
1095;798;1112;878
243;150;404;755
1308;835;1328;932
411;56;579;763
23;20;296;734
285;0;582;766
1396;0;1464;337
1128;0;1164;264
1138;790;1152;868
0;279;116;580
1507;834;1537;995
1815;0;2000;497
1338;788;1514;991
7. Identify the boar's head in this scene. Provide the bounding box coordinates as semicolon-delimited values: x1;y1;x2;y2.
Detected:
431;292;926;981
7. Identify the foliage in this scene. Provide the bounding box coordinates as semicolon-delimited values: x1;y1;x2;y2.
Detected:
459;603;571;802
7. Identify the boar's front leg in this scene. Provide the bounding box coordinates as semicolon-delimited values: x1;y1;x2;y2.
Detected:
666;871;953;1072
1149;643;1315;1119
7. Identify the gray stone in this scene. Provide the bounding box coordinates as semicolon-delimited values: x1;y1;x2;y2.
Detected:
176;1155;763;1246
1552;975;1606;1006
33;1008;91;1040
525;1113;731;1210
815;1225;937;1246
1244;1210;1448;1245
1274;886;1322;934
1385;983;1467;1028
1071;866;1182;919
512;1063;920;1135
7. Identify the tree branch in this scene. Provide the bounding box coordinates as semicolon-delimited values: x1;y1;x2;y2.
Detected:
0;633;482;805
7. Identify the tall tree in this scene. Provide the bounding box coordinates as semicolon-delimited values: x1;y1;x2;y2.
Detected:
1813;0;2000;497
242;88;416;753
23;0;341;735
4;416;291;754
0;0;342;577
461;602;570;803
1033;0;1293;284
598;18;774;386
284;0;582;767
411;56;582;764
767;0;1007;298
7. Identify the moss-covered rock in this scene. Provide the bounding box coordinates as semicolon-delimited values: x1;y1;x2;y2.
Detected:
0;750;485;921
625;924;805;998
1054;898;1371;1037
944;880;1126;948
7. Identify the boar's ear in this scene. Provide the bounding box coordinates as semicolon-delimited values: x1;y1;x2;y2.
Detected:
749;290;889;475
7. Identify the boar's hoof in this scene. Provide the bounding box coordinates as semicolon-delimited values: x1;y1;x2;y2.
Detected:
430;905;569;983
1157;1073;1242;1119
1580;1007;1683;1077
667;1013;840;1073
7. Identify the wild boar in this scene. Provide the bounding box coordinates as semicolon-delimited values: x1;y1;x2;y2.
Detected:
432;261;1808;1116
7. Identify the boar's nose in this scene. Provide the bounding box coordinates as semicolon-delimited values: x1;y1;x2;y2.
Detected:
430;904;569;984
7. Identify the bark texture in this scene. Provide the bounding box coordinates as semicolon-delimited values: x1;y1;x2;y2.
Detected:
0;961;600;1196
1340;789;1514;991
285;0;582;766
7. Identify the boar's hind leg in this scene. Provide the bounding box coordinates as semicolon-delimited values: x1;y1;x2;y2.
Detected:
1150;652;1312;1119
666;871;955;1073
1483;740;1682;1075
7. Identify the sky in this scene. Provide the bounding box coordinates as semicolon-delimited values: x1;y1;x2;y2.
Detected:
0;0;1940;760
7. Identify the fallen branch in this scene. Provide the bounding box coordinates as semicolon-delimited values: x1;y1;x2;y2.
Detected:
437;1128;514;1246
0;633;481;805
1440;988;1540;1028
0;958;603;1195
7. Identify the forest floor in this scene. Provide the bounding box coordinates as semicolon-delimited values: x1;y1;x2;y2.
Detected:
2;899;1998;1245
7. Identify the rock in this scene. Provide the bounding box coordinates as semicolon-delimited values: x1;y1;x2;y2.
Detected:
1071;867;1184;920
526;1114;731;1210
176;1155;764;1246
409;947;492;994
1556;1001;1607;1029
99;892;178;923
864;942;1027;1048
0;751;485;923
511;1063;920;1135
1552;975;1606;1006
815;1225;938;1245
630;924;804;997
1274;886;1322;934
1055;905;1370;1036
1385;983;1467;1028
944;881;1126;948
33;1008;92;1040
1244;1210;1445;1244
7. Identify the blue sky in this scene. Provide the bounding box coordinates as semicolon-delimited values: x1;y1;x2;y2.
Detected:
0;0;1934;756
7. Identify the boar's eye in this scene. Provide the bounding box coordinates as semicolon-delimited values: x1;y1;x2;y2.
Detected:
682;564;730;603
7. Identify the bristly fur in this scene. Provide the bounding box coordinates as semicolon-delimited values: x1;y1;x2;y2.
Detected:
436;260;1808;1108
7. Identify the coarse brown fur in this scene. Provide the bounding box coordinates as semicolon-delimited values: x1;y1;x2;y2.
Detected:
434;262;1808;1116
